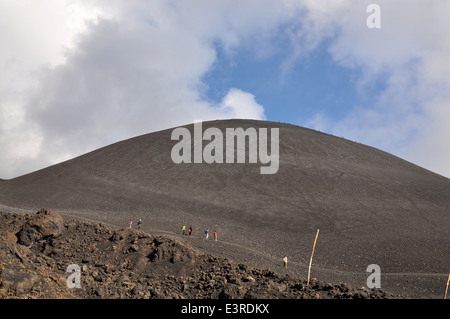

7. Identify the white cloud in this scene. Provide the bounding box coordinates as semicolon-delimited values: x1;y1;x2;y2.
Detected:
218;89;266;120
298;0;450;177
0;0;286;178
0;0;101;178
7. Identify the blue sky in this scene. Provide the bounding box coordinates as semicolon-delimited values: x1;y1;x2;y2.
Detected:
1;1;449;179
203;38;363;125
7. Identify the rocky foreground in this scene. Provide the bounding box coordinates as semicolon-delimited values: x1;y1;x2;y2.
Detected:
0;209;403;299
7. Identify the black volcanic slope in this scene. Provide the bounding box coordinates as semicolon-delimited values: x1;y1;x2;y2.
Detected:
1;119;449;298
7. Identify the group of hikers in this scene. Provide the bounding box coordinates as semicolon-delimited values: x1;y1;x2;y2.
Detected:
127;219;289;268
127;219;218;241
182;225;218;241
128;218;142;229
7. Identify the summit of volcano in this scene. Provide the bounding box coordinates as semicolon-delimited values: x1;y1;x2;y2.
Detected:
1;119;449;298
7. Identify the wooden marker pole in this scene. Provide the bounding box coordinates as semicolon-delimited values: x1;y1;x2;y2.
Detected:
307;229;320;287
444;272;450;299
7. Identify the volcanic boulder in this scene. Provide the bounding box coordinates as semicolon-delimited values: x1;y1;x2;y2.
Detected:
0;268;39;296
16;208;64;246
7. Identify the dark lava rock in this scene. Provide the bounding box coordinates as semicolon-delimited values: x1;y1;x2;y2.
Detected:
16;209;64;246
0;268;39;295
0;211;405;299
